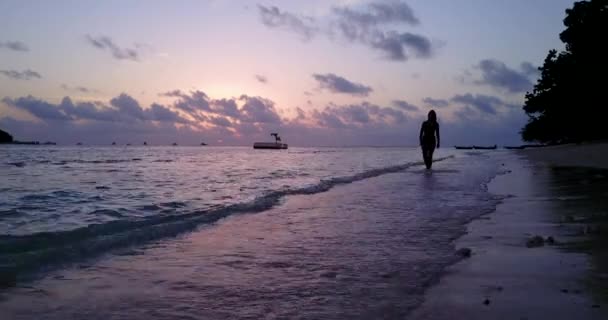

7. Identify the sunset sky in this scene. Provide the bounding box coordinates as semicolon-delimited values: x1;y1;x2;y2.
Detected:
0;0;577;146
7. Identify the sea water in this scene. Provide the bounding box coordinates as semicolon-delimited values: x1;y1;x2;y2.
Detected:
0;146;505;319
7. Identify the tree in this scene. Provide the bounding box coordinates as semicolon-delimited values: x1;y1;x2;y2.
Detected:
0;128;13;143
522;0;608;143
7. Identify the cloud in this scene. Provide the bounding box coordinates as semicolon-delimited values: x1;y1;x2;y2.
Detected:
210;98;240;118
110;93;146;120
422;97;449;108
0;69;41;80
3;93;189;125
160;90;211;121
257;1;434;62
2;96;72;121
369;31;432;60
451;93;517;115
2;89;525;146
61;84;99;94
392;99;419;111
257;5;318;40
255;74;268;84
520;62;540;78
209;116;232;127
331;1;431;61
332;0;419;33
467;59;536;93
313;73;373;96
0;41;29;52
85;35;141;61
239;95;281;123
311;102;406;129
147;103;187;123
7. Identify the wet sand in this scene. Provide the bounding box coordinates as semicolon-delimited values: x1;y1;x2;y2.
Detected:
411;147;608;319
522;142;608;169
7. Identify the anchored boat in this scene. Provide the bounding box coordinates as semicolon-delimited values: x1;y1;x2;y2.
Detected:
253;133;288;149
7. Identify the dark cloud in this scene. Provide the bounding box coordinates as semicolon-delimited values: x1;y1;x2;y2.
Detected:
211;98;240;118
311;102;406;129
451;93;516;115
392;100;419;111
0;69;41;80
422;97;449;108
209;116;232;127
257;1;434;62
257;5;317;40
333;0;419;34
85;35;141;61
369;31;432;60
147;103;187;123
3;93;189;125
161;90;211;121
0;41;29;52
313;73;373;96
61;84;99;94
110;93;146;120
331;1;431;61
3;96;71;121
472;59;534;93
255;74;268;84
239;95;281;123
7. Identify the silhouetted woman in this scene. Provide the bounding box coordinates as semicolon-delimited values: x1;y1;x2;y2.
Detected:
419;110;440;169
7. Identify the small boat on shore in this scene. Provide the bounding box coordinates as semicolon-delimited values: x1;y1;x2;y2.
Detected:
473;145;497;150
454;145;497;150
254;133;288;149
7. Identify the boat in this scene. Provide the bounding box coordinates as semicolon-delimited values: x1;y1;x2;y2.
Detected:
253;133;288;149
473;145;497;150
454;145;497;150
172;142;178;146
200;142;208;146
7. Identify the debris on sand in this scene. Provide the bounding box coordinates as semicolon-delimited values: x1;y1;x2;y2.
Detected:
456;247;472;258
526;235;545;248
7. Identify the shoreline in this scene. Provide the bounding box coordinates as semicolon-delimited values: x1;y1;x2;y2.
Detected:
410;147;608;319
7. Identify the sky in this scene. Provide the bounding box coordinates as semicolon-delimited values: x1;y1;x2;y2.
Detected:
0;0;577;146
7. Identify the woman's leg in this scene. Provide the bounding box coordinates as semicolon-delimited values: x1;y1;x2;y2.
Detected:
422;144;435;169
427;148;435;169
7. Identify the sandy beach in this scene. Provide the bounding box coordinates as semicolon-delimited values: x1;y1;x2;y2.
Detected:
521;142;608;170
411;144;608;319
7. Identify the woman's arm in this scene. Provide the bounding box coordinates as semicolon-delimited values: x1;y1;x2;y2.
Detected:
419;123;424;146
436;123;440;148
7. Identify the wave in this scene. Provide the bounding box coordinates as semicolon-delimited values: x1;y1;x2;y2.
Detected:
0;156;453;284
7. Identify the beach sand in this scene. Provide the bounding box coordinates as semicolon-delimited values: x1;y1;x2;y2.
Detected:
522;142;608;169
411;145;608;319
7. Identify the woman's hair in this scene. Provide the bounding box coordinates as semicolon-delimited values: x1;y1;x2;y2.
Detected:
428;110;437;122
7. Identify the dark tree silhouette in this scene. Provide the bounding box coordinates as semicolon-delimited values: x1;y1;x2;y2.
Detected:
522;0;608;143
0;128;13;143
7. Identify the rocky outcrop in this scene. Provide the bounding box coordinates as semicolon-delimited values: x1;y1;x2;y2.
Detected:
0;129;13;143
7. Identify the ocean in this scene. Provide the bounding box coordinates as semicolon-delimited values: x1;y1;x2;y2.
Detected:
0;146;506;319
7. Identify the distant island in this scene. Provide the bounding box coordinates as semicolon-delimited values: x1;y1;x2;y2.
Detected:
0;128;56;145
